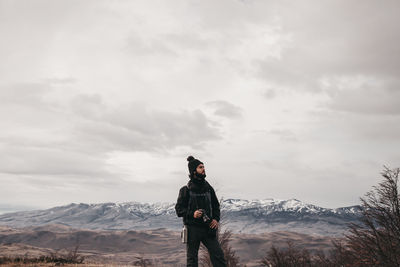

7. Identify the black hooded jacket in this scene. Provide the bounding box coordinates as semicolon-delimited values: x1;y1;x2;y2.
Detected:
175;178;221;227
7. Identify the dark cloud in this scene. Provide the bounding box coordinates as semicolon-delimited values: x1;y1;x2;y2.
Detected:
325;80;400;115
255;0;400;96
69;97;222;153
206;100;243;119
0;85;222;179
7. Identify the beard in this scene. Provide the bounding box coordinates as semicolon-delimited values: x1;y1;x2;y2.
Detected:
188;171;209;193
194;172;206;180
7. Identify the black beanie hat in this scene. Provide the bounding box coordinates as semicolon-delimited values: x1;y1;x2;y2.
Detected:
187;155;203;175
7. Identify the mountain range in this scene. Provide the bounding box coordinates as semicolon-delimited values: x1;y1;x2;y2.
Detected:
0;198;362;236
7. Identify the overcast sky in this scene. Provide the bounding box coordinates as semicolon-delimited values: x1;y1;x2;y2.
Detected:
1;0;399;212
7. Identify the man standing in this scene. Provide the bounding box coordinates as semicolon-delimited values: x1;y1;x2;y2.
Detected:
175;156;227;267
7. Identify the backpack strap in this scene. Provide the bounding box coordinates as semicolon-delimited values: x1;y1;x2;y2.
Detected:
187;187;199;210
205;190;213;218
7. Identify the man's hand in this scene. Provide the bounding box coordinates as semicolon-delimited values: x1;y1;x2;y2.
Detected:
194;210;203;218
209;219;218;229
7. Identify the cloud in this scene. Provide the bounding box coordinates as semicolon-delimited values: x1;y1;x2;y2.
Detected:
0;85;222;180
254;0;400;97
205;100;243;119
124;33;178;58
70;96;222;153
0;144;110;177
268;129;298;142
1;0;400;209
320;75;400;115
309;110;400;141
0;83;52;107
44;77;77;85
264;88;277;99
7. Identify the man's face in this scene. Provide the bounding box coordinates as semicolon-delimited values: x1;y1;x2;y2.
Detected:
196;164;205;175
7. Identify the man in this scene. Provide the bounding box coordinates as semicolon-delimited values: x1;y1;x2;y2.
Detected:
175;156;227;267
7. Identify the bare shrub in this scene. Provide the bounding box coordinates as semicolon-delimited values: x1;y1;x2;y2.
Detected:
0;244;84;265
200;197;241;267
260;241;313;267
345;166;400;266
260;166;400;267
133;255;153;266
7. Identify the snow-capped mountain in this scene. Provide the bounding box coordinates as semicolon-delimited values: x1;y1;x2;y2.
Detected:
0;199;362;236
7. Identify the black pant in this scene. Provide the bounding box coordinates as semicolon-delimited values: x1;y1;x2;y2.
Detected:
186;225;226;267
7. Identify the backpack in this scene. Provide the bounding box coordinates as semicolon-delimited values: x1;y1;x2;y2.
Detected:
186;185;213;219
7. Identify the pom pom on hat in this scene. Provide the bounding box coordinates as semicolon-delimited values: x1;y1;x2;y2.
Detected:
187;155;203;176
